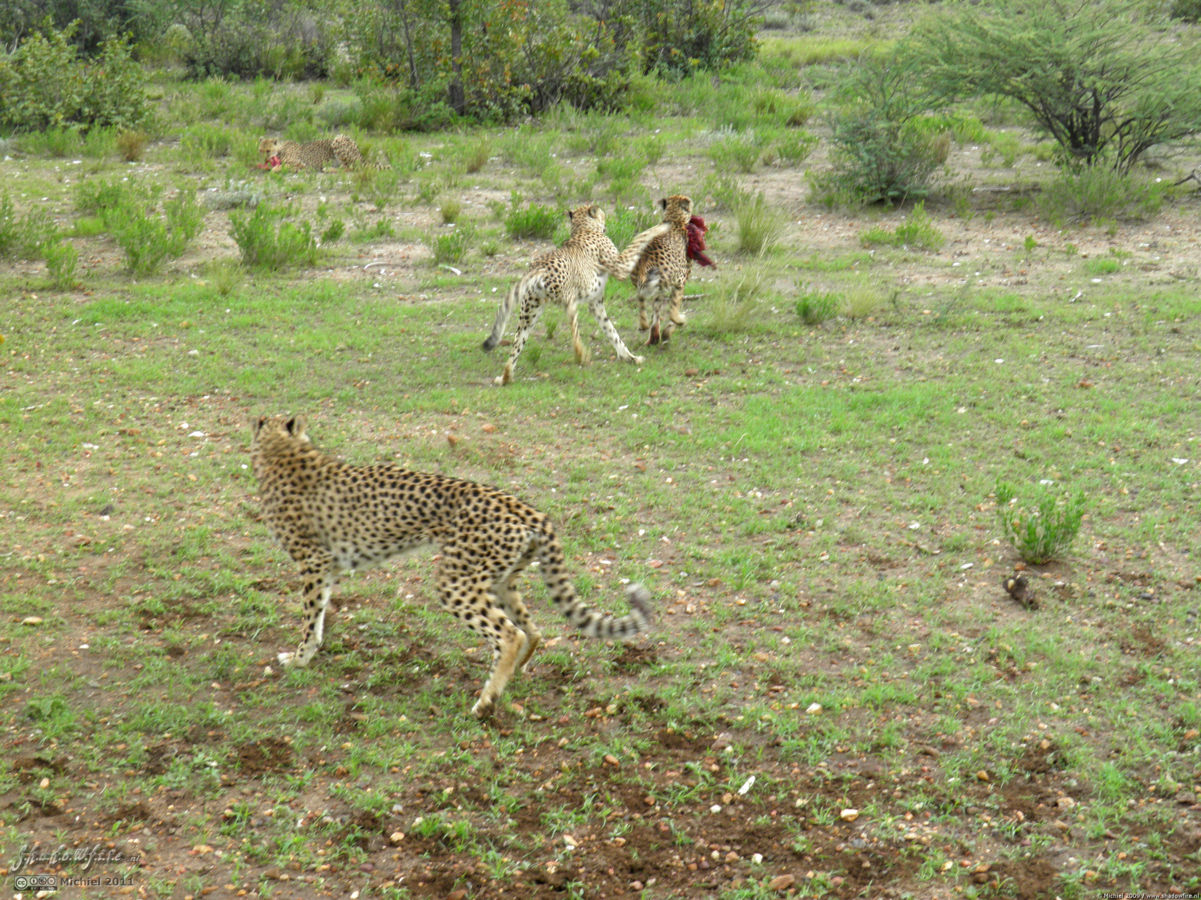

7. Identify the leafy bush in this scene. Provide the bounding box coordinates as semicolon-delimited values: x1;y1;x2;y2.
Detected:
809;51;944;206
176;1;337;80
0;26;147;131
909;0;1201;173
505;199;559;241
995;480;1086;565
230;203;318;271
600;0;762;77
106;189;205;276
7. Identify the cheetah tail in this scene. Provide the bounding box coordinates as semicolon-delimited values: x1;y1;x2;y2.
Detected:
606;222;673;280
481;276;523;352
536;531;652;639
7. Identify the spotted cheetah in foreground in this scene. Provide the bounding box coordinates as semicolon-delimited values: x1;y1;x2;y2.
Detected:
249;415;652;717
482;204;671;385
257;134;385;171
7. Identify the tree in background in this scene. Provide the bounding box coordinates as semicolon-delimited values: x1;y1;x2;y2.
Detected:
908;0;1201;172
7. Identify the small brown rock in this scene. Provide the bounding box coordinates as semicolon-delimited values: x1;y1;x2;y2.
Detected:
768;874;795;891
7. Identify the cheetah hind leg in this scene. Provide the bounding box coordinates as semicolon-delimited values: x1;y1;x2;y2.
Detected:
497;575;542;672
497;299;544;385
471;605;527;718
567;297;591;366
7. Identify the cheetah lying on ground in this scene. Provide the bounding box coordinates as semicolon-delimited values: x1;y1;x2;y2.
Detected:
257;134;385;171
250;415;652;717
482;203;670;385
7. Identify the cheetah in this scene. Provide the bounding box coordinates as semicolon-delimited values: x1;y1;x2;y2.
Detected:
249;415;652;717
630;195;714;345
481;204;671;385
257;134;385;171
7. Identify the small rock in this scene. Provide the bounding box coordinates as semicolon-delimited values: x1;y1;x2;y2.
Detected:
768;874;795;891
389;831;405;844
975;770;990;782
603;754;620;767
806;702;822;715
21;616;43;626
840;808;859;822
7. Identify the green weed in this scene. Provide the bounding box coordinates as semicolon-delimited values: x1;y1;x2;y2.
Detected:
995;480;1087;565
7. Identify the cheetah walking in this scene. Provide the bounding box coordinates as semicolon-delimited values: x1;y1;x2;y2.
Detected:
482;204;670;385
249;415;652;717
631;195;714;345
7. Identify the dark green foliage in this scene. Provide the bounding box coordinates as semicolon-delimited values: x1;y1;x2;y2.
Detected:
597;0;763;77
0;25;147;131
809;51;943;206
1171;0;1201;21
174;0;337;80
909;0;1201;173
0;0;152;55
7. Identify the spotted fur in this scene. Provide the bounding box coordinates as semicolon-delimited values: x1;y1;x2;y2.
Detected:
249;415;652;717
482;204;670;385
631;195;696;345
257;134;386;171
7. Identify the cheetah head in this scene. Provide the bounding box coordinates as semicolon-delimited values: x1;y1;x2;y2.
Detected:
257;137;280;157
566;203;605;235
251;415;310;444
657;195;693;227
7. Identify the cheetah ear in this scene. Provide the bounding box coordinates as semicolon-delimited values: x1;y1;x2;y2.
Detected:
250;415;266;436
588;204;602;219
658;197;668;211
285;416;305;438
681;196;692;212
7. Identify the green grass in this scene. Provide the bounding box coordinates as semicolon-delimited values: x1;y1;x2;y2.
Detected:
0;35;1198;900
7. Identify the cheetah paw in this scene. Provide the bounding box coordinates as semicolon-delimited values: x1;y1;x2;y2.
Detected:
277;651;296;667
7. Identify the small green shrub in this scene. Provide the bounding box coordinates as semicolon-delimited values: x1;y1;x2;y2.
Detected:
19;127;83;158
463;140;490;174
42;240;79;290
320;219;345;244
995;480;1086;565
708;130;761;174
431;224;474;265
230;203;318;271
795;290;840;325
1036;167;1164;225
0;195;59;261
859;203;945;251
701;273;769;336
107;189;205;276
505;199;559;241
733;190;784;256
440;200;462;225
116;129;147;162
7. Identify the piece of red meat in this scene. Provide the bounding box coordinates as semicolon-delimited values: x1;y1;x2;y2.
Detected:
686;215;715;268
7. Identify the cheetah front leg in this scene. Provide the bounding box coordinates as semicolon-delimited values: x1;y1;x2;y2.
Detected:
279;551;337;667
